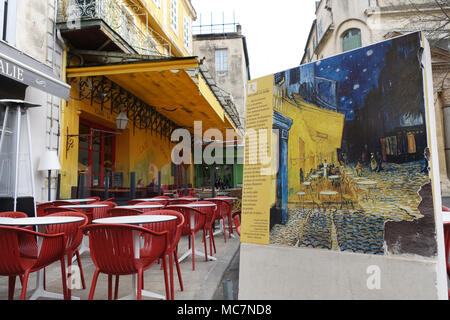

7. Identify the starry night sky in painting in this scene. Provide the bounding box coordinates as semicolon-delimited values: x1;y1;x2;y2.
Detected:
279;32;423;122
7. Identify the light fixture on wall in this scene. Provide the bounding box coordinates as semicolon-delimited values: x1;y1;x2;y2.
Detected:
38;150;61;201
115;110;129;131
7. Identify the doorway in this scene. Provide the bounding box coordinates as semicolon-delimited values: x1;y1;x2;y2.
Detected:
78;120;116;188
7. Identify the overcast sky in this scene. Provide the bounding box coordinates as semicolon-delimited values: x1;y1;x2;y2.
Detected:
190;0;317;79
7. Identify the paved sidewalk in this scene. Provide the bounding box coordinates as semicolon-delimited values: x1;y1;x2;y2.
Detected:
0;230;240;300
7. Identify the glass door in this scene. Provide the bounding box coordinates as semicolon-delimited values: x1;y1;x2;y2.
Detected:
78;120;115;188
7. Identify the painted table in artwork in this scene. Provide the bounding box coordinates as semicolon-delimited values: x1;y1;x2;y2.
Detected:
0;216;85;300
319;191;339;210
356;180;378;202
92;215;177;300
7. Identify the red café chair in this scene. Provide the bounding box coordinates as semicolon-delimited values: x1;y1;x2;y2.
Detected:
89;201;117;221
82;223;169;300
43;207;80;216
45;211;89;300
86;196;100;204
40;207;82;290
207;198;232;242
36;202;54;217
154;196;170;200
148;196;170;206
110;209;184;300
140;210;185;300
232;210;241;236
128;199;146;205
132;201;165;213
53;200;77;206
0;225;68;300
107;208;143;218
169;205;208;271
193;201;218;256
443;222;450;299
0;211;28;219
169;199;194;205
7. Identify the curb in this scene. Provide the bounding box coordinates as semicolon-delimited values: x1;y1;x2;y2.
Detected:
193;238;241;300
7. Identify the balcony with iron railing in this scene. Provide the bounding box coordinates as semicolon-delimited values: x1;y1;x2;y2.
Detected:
57;0;172;57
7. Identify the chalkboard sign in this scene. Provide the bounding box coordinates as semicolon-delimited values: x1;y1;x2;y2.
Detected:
113;172;123;187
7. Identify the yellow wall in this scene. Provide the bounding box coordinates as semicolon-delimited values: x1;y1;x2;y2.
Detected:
134;0;196;57
60;78;194;198
272;93;345;206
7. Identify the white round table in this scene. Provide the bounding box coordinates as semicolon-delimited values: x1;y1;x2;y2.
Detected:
168;203;216;208
356;180;377;186
0;216;85;300
92;214;177;300
0;216;84;227
59;204;109;209
132;198;169;202
93;214;176;225
320;191;339;196
56;199;95;203
168;197;198;201
116;204;165;210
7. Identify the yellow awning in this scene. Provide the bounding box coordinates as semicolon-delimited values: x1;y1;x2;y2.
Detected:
66;57;239;136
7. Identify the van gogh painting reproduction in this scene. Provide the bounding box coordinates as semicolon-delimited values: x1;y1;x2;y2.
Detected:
269;32;437;258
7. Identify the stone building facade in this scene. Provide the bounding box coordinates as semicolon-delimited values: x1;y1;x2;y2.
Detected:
193;23;250;131
0;0;67;205
301;0;450;195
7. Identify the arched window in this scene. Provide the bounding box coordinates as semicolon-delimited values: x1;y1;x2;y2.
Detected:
342;29;362;52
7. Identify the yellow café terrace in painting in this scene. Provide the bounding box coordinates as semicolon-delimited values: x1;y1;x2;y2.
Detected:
55;0;241;200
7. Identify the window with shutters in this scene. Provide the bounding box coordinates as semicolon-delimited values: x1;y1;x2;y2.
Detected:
183;15;191;51
342;29;362;52
170;0;178;33
215;49;228;77
0;0;16;44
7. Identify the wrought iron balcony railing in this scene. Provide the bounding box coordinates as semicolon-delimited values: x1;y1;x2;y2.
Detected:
57;0;172;57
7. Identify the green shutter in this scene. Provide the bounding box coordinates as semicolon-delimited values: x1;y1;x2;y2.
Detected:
343;29;362;52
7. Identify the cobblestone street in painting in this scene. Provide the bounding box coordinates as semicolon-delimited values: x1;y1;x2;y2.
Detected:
270;161;430;255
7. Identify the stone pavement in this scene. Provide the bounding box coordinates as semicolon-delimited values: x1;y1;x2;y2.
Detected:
0;229;241;300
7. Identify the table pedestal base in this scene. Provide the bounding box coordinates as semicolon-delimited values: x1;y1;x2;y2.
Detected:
29;270;80;300
118;274;166;300
178;249;217;263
